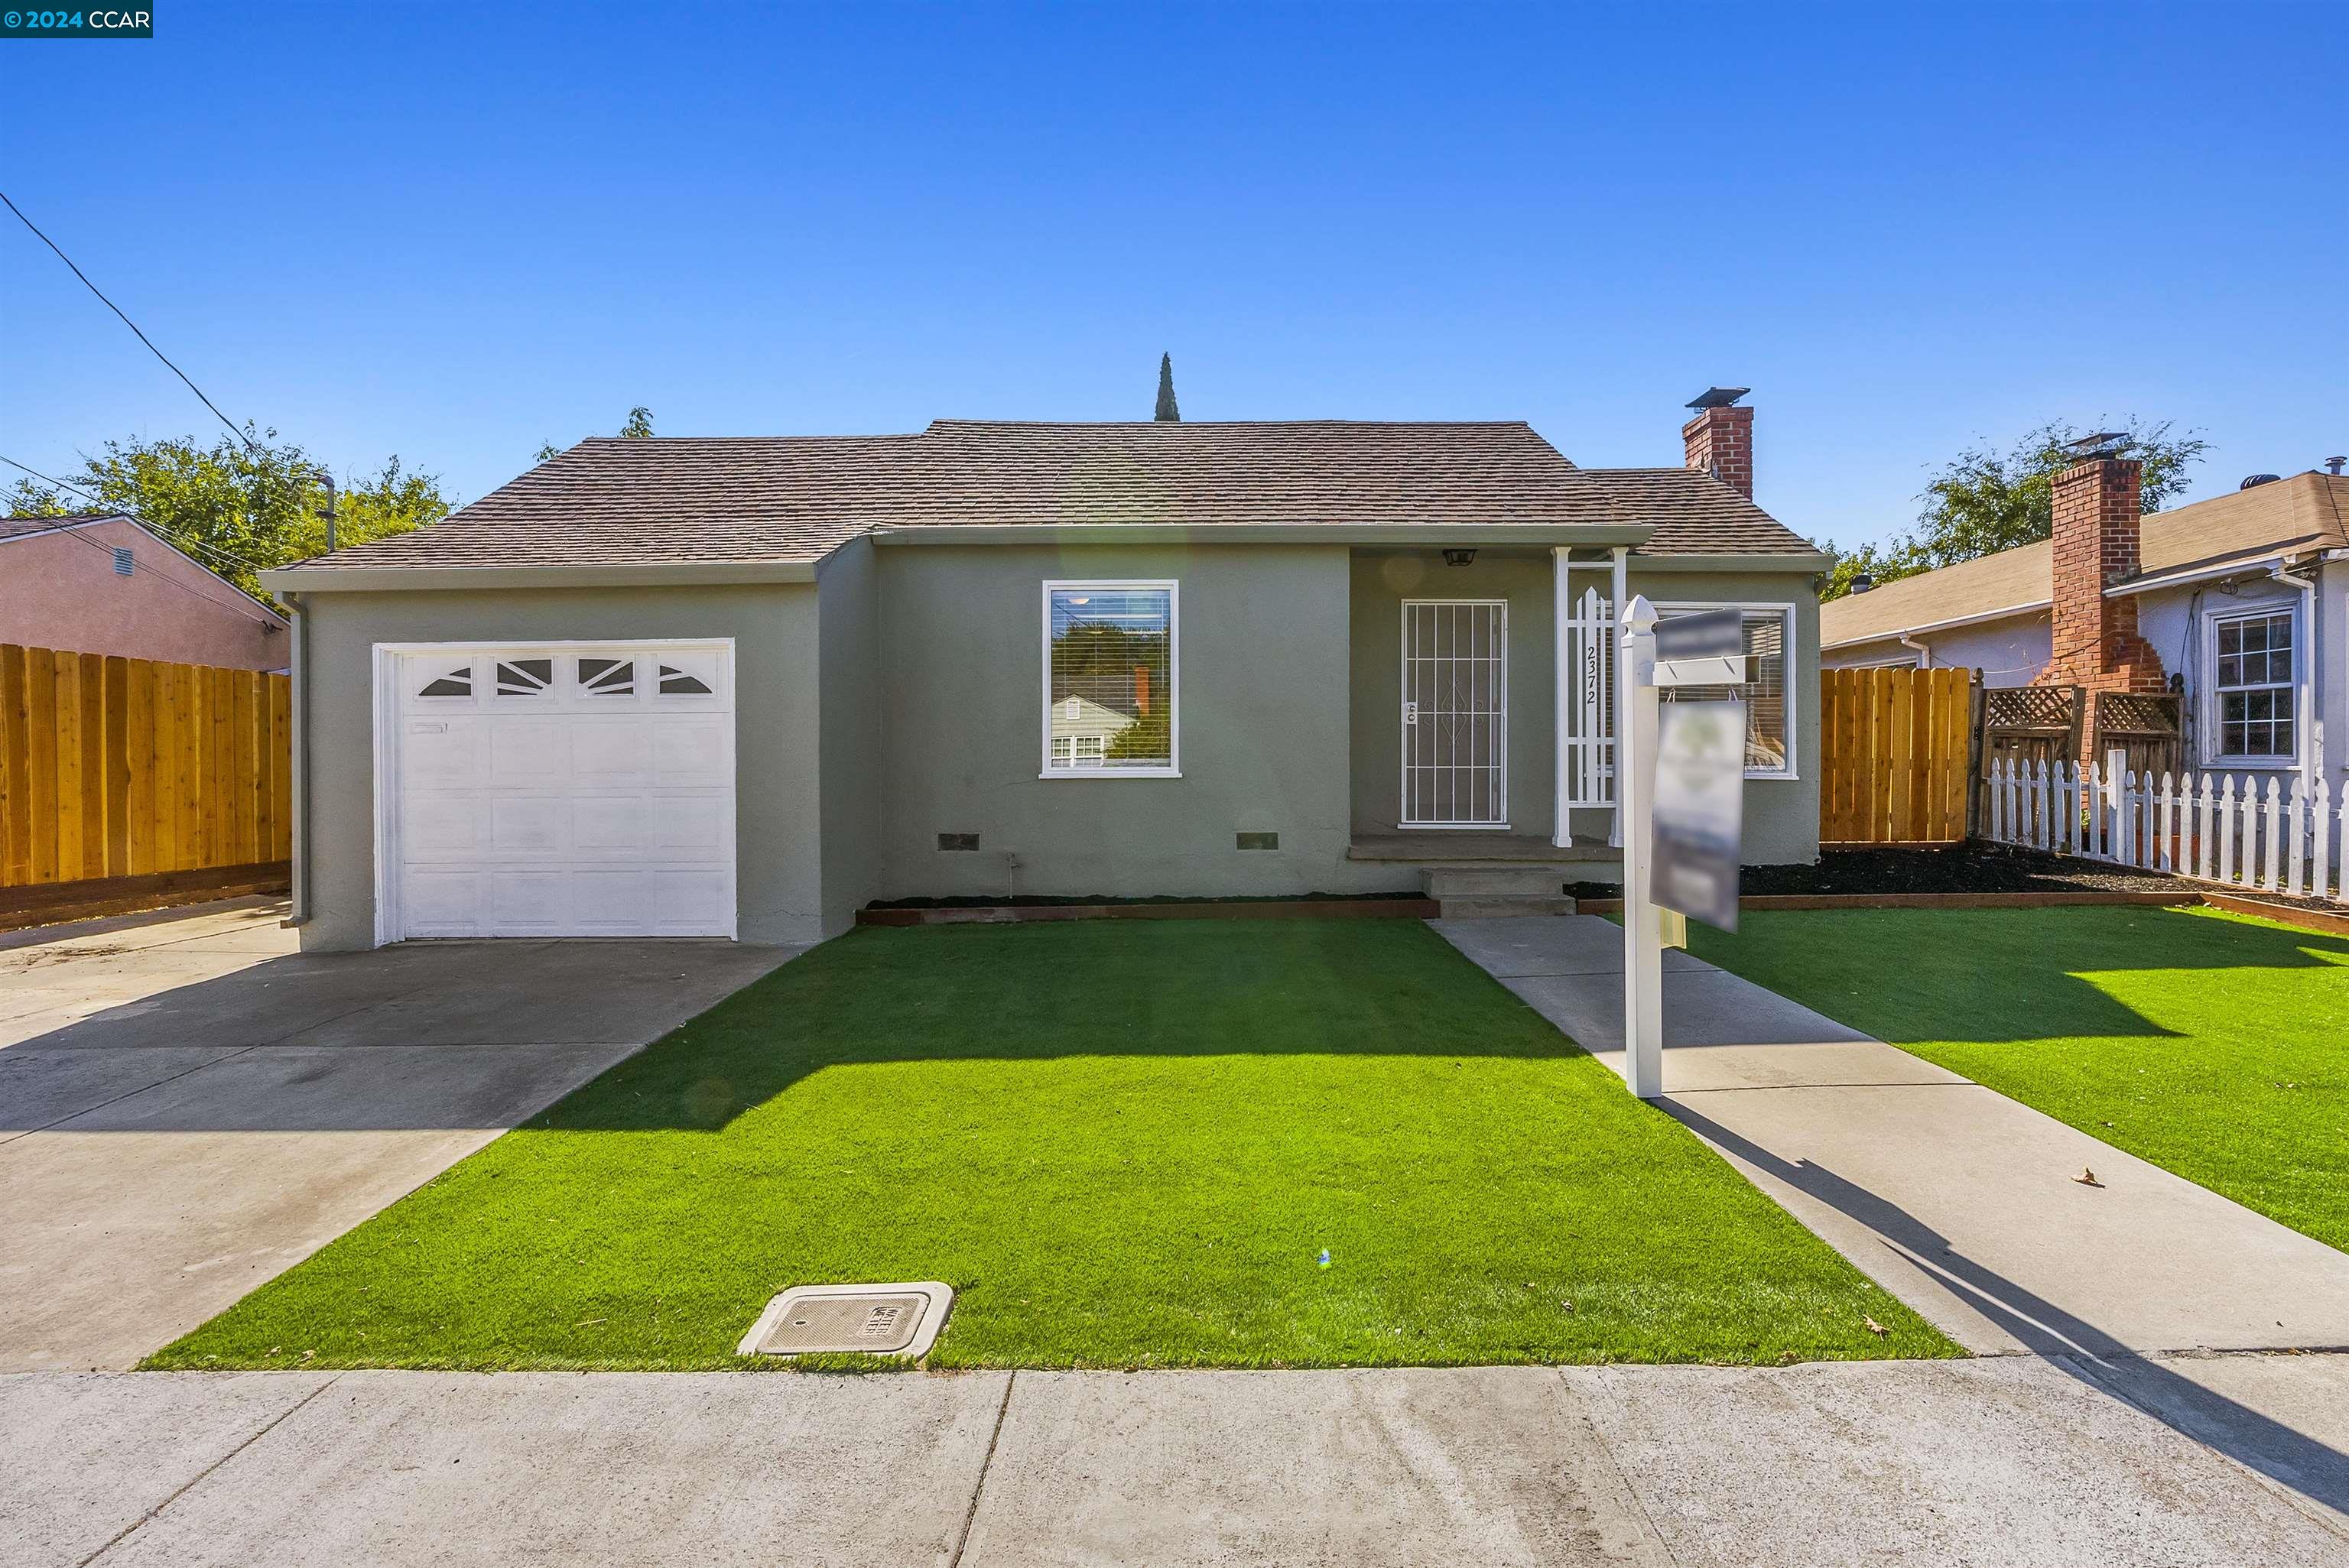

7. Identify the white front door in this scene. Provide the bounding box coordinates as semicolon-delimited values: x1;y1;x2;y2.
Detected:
1401;600;1509;828
379;641;736;940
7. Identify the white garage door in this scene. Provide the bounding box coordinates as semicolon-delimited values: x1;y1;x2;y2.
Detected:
382;641;736;940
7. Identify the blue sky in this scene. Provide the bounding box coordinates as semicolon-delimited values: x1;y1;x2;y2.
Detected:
3;2;2340;548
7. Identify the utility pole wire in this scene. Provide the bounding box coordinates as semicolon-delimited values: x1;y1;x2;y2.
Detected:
0;452;268;573
1;190;257;451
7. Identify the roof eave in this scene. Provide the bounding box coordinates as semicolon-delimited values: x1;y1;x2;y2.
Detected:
1821;598;2052;650
2103;543;2327;597
261;560;824;593
866;521;1657;547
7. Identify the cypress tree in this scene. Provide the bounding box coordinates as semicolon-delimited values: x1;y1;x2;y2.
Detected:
1154;354;1181;422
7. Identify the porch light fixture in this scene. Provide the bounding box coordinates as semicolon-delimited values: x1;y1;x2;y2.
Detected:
1442;547;1477;566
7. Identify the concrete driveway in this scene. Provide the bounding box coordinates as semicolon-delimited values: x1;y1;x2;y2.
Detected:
0;898;798;1372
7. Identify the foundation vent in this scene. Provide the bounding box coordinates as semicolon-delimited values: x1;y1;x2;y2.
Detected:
937;833;981;852
1236;832;1278;851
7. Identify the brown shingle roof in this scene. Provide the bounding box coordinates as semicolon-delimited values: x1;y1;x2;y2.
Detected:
1821;470;2349;648
0;512;124;540
287;420;1816;573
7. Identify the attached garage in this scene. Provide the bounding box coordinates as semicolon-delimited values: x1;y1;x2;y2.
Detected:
372;640;737;940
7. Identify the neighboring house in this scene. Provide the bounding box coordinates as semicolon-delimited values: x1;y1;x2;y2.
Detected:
262;393;1827;948
0;513;289;671
1048;694;1139;768
1821;450;2349;790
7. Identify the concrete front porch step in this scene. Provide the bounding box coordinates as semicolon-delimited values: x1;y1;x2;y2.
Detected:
1422;865;1568;898
1435;895;1578;919
1348;833;1621;865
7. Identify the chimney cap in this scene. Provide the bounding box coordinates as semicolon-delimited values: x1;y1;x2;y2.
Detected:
1685;387;1750;410
2061;431;2129;459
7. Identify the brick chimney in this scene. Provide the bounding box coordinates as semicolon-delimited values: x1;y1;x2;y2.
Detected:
1682;388;1754;498
2044;434;2167;765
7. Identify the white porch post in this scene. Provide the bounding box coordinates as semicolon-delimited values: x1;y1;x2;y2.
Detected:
1608;546;1629;849
1619;594;1665;1099
1552;547;1571;848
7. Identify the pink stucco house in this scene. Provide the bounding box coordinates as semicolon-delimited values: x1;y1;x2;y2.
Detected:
0;514;290;671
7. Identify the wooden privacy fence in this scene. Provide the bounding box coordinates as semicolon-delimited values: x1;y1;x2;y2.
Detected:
0;644;291;891
1984;758;2346;904
1819;667;1978;846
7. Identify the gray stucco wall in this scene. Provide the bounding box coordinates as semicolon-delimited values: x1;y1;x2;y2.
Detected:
1349;550;1557;839
815;540;882;935
872;542;1410;898
288;583;826;951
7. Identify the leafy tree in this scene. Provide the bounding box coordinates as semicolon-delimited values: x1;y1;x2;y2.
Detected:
4;478;75;516
537;405;656;462
1819;418;2208;602
6;427;448;602
1154;355;1180;422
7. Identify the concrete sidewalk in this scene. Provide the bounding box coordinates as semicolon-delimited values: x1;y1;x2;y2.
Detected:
1434;915;2349;1358
0;900;797;1373
5;1357;2344;1566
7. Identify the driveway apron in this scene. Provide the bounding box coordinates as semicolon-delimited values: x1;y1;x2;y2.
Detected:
0;899;798;1372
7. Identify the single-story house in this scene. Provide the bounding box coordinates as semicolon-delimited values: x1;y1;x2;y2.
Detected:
262;391;1828;948
2;512;290;671
1821;448;2347;790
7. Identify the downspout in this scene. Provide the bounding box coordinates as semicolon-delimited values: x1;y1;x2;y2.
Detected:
1899;632;1933;668
2273;558;2321;796
283;590;310;927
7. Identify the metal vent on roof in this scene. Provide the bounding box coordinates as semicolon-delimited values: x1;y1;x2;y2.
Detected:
112;547;135;576
2239;473;2283;490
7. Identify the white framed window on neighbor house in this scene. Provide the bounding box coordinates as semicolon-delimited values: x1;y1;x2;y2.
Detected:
1657;602;1797;778
2204;605;2298;765
1041;580;1179;778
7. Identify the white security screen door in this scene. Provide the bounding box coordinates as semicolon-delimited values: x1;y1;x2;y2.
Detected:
382;641;736;940
1401;600;1509;827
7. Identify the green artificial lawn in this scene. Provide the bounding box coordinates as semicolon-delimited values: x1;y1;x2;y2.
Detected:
1686;904;2349;1254
149;919;1953;1371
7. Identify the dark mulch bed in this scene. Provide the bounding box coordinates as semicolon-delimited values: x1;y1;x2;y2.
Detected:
1571;845;2349;920
1569;845;2189;901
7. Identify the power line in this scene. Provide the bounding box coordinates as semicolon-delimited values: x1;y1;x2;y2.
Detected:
1;190;255;451
0;455;292;628
5;509;288;631
0;453;268;573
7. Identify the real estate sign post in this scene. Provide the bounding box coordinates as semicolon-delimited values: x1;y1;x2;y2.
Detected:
1618;600;1749;1099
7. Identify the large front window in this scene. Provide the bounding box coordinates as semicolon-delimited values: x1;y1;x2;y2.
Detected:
1043;582;1178;776
2210;609;2295;762
1658;604;1794;778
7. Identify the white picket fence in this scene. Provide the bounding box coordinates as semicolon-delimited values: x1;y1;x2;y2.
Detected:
1983;758;2347;903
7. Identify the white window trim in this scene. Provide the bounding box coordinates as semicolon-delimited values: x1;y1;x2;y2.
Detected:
1655;600;1800;781
1039;579;1181;779
2200;602;2301;769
